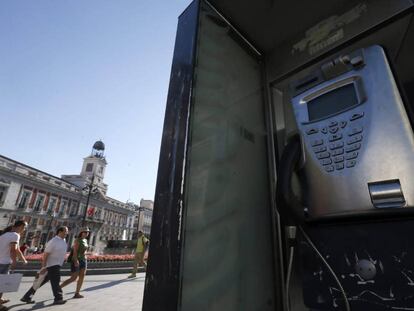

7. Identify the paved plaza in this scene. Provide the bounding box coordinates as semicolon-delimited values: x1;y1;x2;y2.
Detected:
2;273;145;311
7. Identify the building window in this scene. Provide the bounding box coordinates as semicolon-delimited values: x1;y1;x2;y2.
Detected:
33;195;45;212
18;191;31;209
0;186;8;204
48;197;57;212
60;200;68;215
79;203;86;216
69;202;79;216
86;163;93;172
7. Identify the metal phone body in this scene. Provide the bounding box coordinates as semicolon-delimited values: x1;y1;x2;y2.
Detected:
291;45;414;220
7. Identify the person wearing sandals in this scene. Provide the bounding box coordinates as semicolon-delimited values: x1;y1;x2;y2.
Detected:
0;220;28;310
60;227;90;299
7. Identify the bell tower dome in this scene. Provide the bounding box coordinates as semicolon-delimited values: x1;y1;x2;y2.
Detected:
92;140;105;158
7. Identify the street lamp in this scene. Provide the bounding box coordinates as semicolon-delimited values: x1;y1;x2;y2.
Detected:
81;173;99;227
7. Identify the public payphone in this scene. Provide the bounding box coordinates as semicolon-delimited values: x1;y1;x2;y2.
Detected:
278;45;414;222
276;45;414;311
144;1;414;311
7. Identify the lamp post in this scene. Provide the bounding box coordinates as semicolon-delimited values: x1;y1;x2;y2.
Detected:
81;173;99;227
78;173;100;251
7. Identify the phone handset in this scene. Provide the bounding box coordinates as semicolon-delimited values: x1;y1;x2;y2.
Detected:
276;134;306;224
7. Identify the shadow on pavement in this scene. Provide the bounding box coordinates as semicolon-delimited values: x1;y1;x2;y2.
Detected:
7;300;53;310
4;276;145;311
66;276;144;294
6;276;144;310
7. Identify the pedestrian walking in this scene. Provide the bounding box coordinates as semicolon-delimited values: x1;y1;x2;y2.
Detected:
60;227;90;298
0;220;28;310
128;230;149;278
20;226;69;305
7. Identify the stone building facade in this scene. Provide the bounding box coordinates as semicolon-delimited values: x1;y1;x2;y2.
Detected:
132;199;153;238
0;141;136;252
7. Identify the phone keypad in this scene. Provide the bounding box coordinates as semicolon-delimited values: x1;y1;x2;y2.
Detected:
335;163;344;170
331;149;344;156
313;146;327;153
305;114;364;172
311;139;324;147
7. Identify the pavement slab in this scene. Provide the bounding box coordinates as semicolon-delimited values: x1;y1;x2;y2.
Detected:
1;273;145;311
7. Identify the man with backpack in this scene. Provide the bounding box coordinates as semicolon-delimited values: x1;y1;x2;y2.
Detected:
128;230;149;278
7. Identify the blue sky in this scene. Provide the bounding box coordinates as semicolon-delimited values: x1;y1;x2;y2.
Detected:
0;0;191;203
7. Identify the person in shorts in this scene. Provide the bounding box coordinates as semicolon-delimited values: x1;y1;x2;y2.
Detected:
60;227;90;299
128;230;149;278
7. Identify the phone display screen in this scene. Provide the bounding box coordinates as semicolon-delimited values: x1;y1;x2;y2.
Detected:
307;83;359;121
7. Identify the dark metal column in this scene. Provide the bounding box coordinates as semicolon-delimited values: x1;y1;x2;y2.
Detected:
142;1;200;310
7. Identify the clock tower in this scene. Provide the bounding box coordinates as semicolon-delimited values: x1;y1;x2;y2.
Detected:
80;140;108;194
61;140;109;194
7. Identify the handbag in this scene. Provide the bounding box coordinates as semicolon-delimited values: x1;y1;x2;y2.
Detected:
0;273;23;293
32;269;48;290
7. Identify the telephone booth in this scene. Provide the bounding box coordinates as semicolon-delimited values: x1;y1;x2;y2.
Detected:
143;1;414;310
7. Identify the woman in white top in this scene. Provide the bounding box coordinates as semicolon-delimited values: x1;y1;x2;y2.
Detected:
0;220;27;309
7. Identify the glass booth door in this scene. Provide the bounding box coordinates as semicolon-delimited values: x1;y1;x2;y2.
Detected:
143;1;281;311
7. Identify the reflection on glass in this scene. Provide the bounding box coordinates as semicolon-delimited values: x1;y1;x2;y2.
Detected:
179;4;275;311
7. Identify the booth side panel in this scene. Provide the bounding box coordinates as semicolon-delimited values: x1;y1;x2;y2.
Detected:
142;2;200;311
